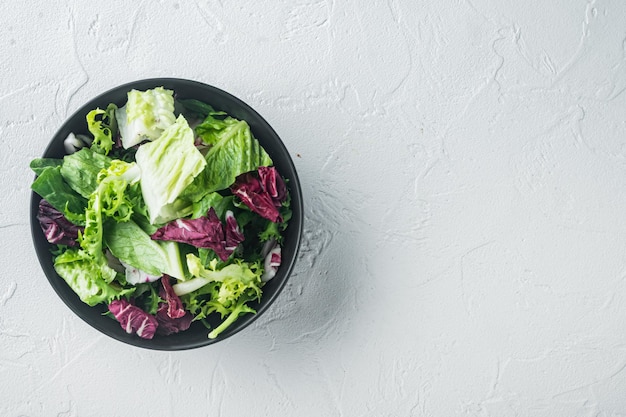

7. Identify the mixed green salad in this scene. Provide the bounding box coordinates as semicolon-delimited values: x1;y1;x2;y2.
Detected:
31;87;291;340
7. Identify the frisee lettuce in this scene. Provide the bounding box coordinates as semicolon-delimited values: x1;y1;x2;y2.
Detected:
86;103;117;155
77;160;140;284
175;255;263;339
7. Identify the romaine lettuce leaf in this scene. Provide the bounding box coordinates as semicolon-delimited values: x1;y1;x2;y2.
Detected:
30;157;62;176
54;248;133;306
135;114;207;224
190;192;233;220
178;98;225;119
116;87;176;149
181;113;272;202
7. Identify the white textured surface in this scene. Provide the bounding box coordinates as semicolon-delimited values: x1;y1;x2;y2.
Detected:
2;0;626;415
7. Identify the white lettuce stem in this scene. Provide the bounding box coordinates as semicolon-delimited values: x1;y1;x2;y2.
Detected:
172;276;211;296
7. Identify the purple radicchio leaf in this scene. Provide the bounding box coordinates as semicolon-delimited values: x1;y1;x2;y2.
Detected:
155;303;193;336
159;275;186;319
224;210;244;252
37;199;83;247
230;167;287;223
258;166;287;206
155;277;192;335
151;208;243;261
108;299;158;339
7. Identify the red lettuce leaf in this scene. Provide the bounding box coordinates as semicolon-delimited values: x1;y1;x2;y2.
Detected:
155;276;193;335
224;210;245;252
230;167;287;223
155;303;193;336
151;208;244;261
108;299;158;339
37;199;83;247
159;275;186;319
258;166;287;205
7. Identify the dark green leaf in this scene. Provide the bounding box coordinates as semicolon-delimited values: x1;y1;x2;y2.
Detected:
31;166;87;222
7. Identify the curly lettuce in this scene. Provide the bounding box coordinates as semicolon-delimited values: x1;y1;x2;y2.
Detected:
87;103;117;155
173;255;262;339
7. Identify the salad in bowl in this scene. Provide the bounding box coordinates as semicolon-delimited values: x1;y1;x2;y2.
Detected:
30;79;302;349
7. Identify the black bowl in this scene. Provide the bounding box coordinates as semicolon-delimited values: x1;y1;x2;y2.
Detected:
30;78;303;350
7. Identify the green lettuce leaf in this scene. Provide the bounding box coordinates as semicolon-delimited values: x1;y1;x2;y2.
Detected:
135;114;207;224
133;283;164;315
174;255;263;339
60;148;111;198
207;296;257;339
103;219;186;280
31;166;87;223
177;98;225;119
181;113;272;202
79;160;140;282
258;199;292;244
30;157;62;176
174;255;261;297
54;248;133;306
190;192;235;219
87;103;117;155
116;87;176;149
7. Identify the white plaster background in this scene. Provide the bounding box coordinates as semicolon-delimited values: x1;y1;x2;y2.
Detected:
2;0;626;415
